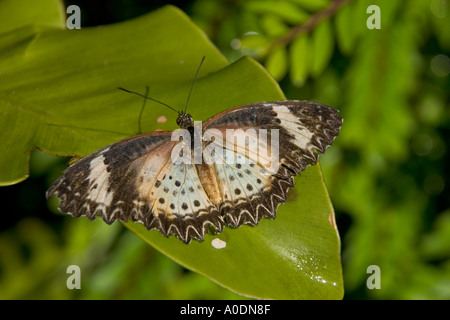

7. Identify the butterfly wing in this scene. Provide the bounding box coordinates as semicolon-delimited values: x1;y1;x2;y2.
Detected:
201;100;342;228
47;131;222;243
48;100;341;244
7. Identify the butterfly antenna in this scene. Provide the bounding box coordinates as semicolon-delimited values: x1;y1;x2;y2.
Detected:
184;56;205;113
136;86;150;134
118;87;179;115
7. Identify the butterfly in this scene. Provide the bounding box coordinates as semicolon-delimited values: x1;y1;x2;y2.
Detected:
47;58;342;244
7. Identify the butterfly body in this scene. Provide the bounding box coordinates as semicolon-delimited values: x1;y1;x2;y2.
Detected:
176;112;194;129
47;100;342;243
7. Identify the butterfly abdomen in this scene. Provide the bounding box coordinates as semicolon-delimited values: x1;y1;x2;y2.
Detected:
195;163;221;206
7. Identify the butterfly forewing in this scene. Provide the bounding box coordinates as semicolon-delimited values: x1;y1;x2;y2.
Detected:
47;100;342;243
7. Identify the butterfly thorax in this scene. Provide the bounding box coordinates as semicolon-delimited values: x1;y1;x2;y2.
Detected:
176;113;194;129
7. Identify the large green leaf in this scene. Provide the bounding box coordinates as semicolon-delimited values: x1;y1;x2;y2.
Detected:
0;0;65;34
0;3;343;299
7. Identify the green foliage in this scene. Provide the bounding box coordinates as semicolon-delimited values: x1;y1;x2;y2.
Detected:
325;0;450;298
310;19;333;78
0;0;343;299
192;0;346;85
289;34;309;86
0;0;65;33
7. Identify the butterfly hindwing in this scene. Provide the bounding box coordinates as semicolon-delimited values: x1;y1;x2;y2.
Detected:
137;156;223;243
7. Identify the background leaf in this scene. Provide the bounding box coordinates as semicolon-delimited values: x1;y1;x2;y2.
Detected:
334;1;356;55
261;13;289;37
244;0;309;24
289;34;310;87
265;45;288;81
288;0;330;11
311;19;334;77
